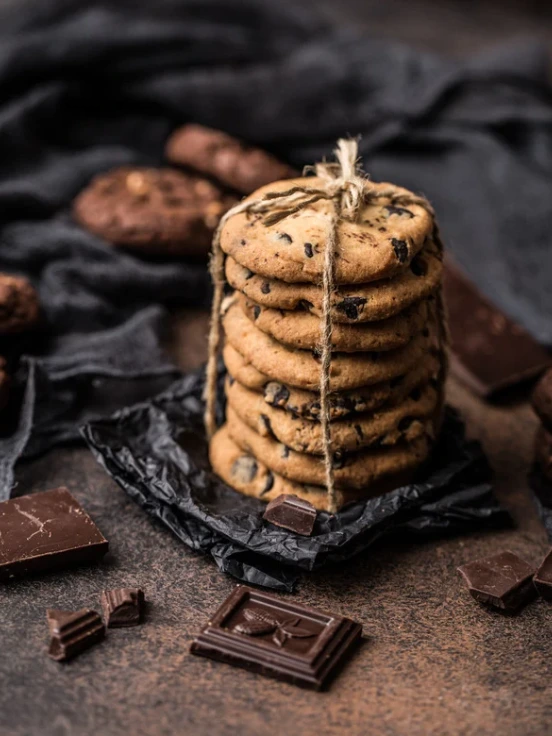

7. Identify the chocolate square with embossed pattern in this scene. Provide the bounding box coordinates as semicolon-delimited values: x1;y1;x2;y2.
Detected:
101;588;145;627
190;585;362;690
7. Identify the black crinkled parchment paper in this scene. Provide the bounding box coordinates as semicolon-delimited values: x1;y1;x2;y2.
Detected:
82;366;510;592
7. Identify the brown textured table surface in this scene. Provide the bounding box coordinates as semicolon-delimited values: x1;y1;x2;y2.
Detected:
4;3;552;734
2;308;551;736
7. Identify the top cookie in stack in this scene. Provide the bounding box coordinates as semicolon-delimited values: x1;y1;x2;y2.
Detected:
208;146;447;513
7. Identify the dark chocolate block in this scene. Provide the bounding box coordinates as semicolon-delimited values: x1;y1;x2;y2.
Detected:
0;487;108;580
263;494;316;536
534;549;552;601
458;551;536;612
190;585;362;690
101;588;145;627
443;261;550;397
47;609;105;662
532;369;552;430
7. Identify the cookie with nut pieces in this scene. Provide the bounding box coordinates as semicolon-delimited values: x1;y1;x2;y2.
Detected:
73;167;237;256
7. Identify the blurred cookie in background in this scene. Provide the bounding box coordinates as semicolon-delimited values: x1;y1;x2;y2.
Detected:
73;167;237;257
0;273;40;334
165;124;297;195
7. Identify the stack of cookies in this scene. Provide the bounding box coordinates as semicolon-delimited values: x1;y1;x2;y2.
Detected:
73;125;295;259
209;174;447;512
0;273;40;412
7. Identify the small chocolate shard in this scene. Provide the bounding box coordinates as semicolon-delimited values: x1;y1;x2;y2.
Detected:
0;487;108;580
190;586;362;690
101;588;145;628
534;549;552;601
263;494;317;536
458;551;536;612
47;608;105;662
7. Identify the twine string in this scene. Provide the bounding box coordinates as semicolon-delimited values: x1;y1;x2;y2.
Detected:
204;139;438;514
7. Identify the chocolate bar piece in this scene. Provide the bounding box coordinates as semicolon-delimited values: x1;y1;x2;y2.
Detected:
532;369;552;430
47;609;105;662
263;494;316;536
534;426;552;482
457;551;536;611
101;588;145;627
443;261;550;397
0;487;108;580
190;585;362;690
534;549;552;601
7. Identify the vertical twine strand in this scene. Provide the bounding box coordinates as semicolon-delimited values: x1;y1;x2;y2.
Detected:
319;210;339;513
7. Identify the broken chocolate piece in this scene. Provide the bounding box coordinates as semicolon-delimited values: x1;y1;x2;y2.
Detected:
47;609;105;662
444;260;550;397
532;368;552;430
457;551;536;612
0;487;108;580
263;494;317;536
190;585;362;690
101;588;145;627
534;549;552;601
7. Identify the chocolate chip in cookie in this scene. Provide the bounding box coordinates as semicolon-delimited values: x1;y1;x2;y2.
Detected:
0;274;40;335
165;124;297;195
73;167;237;257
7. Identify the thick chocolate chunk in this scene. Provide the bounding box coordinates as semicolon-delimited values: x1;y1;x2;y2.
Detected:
335;296;367;321
391;238;408;263
101;588;145;627
534;549;552;601
190;586;362;690
458;551;536;612
0;487;108;580
532;368;552;430
47;609;105;662
444;260;550;397
263;494;317;536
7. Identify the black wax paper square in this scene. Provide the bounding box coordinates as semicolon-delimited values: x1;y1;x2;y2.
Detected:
82;366;510;592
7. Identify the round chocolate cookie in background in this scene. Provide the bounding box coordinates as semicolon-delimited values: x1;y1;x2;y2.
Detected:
0;273;40;334
73;167;237;257
165;124;297;195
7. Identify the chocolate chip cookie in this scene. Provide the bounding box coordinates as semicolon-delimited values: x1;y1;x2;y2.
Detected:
225;239;442;323
226;376;439;454
73;167;237;256
210;424;417;511
238;291;429;353
223;342;442;420
165;124;296;195
226;405;431;490
0;274;40;334
220;177;434;285
222;295;428;391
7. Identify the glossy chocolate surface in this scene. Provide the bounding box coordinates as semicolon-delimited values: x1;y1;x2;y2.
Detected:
458;551;536;611
263;494;317;536
191;585;362;690
0;487;108;580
